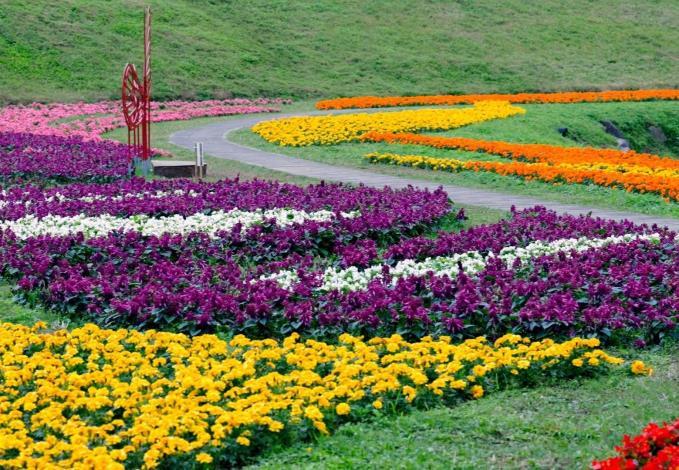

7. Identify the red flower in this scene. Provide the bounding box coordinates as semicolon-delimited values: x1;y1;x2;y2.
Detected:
592;418;679;469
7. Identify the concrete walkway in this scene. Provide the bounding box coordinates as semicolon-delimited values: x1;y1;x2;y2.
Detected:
170;111;679;230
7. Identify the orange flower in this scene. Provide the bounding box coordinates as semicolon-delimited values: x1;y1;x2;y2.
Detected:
317;89;679;110
361;132;679;172
365;152;679;201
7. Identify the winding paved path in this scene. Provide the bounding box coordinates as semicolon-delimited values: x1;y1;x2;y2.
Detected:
170;111;679;230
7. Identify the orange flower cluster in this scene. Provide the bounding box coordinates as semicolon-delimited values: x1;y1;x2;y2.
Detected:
317;89;679;110
365;152;679;202
362;132;679;171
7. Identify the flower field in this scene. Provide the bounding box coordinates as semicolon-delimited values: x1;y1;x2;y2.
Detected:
0;132;132;185
0;322;648;469
0;90;677;468
252;101;524;146
0;178;452;334
0;98;288;186
251;90;679;202
363;132;679;202
0;178;676;339
0;98;288;141
365;151;679;202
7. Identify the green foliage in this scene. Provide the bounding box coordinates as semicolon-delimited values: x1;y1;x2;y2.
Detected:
0;282;61;326
1;0;678;103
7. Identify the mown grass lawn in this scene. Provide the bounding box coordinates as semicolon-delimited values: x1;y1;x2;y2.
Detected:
230;100;679;218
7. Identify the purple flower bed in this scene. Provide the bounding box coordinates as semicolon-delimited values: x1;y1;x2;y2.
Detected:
0;177;449;223
321;238;677;341
0;132;131;185
1;201;675;341
0;178;453;333
384;206;667;261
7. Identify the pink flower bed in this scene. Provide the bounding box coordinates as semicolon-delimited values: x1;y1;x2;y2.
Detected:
0;98;290;142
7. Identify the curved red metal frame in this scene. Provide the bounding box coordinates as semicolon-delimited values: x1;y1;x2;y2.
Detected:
122;64;144;129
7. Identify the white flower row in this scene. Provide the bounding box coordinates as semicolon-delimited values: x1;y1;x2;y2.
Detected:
0;208;358;240
261;233;666;292
47;188;203;204
0;189;203;210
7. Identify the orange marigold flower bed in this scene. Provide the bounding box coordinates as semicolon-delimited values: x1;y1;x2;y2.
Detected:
317;89;679;110
365;152;679;202
361;131;679;171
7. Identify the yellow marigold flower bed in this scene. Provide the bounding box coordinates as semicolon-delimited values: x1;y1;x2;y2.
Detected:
251;101;524;146
0;322;636;468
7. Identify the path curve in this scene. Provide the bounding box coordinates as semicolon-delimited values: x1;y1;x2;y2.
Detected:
170;110;679;230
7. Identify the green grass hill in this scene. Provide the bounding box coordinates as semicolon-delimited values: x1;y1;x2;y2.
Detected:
1;0;678;104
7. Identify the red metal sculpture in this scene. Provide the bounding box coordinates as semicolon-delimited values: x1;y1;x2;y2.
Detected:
122;63;143;156
122;7;152;169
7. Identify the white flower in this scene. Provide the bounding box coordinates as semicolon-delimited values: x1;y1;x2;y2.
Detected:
0;208;359;240
263;232;666;292
3;189;205;209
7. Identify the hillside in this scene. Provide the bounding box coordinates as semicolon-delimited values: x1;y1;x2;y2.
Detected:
0;0;678;103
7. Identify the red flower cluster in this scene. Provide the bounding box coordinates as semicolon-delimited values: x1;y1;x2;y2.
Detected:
592;418;679;470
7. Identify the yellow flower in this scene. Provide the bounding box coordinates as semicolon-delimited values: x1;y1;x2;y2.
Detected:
268;421;284;432
572;359;584;367
450;379;467;390
372;399;383;410
304;405;324;421
336;403;351;416
471;385;484;399
313;420;329;435
236;436;250;446
252;102;524;146
402;385;417;402
472;364;487;377
196;452;213;464
630;360;653;376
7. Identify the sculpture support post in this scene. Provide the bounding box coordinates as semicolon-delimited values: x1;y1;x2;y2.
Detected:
141;6;152;174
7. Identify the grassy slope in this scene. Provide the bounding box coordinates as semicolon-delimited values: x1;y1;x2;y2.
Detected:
251;349;679;469
1;0;678;103
232;101;679;218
